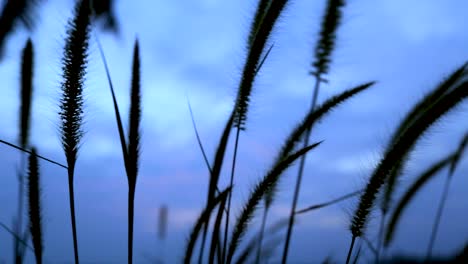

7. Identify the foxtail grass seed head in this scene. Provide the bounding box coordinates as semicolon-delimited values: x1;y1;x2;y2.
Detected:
19;38;34;148
59;0;90;168
27;148;43;264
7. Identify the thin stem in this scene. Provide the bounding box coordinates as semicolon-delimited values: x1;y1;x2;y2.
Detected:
351;240;362;264
295;189;362;214
376;211;386;263
222;127;241;262
128;183;136;264
0;139;67;169
255;206;268;264
346;236;356;264
426;176;451;261
0;222;34;252
282;77;321;263
67;166;79;264
198;224;208;264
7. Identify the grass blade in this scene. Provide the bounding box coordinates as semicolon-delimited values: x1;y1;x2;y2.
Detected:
207;111;234;205
295;189;362;214
187;99;212;174
93;30;129;170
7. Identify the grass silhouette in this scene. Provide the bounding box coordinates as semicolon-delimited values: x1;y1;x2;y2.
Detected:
0;0;466;263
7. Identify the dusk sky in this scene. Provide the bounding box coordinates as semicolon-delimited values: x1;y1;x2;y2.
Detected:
0;0;467;263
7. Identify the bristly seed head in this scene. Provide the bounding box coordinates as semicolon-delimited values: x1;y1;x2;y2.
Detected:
59;0;90;167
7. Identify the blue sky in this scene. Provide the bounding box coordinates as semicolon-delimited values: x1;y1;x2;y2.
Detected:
0;0;467;263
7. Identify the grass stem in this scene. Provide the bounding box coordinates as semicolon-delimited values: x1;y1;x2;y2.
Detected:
282;77;321;263
345;236;356;264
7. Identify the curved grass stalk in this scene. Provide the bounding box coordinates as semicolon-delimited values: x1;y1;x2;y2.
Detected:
226;142;322;263
426;132;468;261
375;63;468;261
348;71;468;262
187;99;212;174
379;61;468;220
265;82;373;208
295;189;362;214
384;155;453;246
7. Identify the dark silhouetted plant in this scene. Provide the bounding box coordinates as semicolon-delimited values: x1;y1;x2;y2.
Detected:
377;62;468;261
185;187;231;264
127;39;141;264
27;148;42;264
426;132;468;261
58;0;91;262
282;1;345;263
14;37;34;264
226;142;322;263
384;155;454;247
94;34;142;264
347;63;468;264
220;0;290;262
0;0;39;59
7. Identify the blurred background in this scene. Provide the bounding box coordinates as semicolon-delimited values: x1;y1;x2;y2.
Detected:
0;0;467;263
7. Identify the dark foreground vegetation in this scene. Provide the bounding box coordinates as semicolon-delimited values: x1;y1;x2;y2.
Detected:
0;0;467;263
